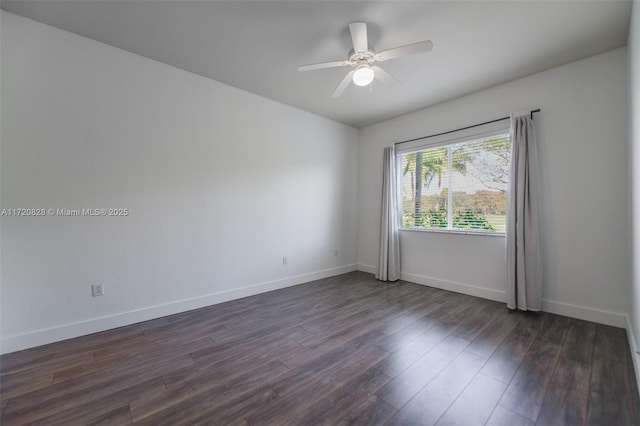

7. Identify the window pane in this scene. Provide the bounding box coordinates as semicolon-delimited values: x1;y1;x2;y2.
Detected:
399;133;510;233
400;149;448;228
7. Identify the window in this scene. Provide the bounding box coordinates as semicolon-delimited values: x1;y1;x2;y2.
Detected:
396;121;511;234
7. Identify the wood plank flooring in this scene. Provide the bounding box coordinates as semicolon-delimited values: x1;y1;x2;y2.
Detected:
1;271;638;425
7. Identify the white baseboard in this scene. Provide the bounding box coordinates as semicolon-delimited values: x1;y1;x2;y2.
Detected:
357;263;376;274
358;264;505;303
400;271;507;303
358;265;628;328
625;315;640;395
12;262;627;356
0;264;358;355
541;299;627;328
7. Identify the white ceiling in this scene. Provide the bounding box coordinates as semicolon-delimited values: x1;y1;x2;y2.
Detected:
1;1;632;128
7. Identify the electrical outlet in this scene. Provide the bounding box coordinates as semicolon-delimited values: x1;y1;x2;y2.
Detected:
92;284;105;297
334;249;338;257
282;257;288;265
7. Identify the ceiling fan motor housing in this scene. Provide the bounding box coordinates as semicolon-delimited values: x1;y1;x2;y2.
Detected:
348;49;376;67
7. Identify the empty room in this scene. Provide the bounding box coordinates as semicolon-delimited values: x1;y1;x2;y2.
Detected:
1;0;640;424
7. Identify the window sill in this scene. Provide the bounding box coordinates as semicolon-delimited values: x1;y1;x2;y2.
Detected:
400;227;506;237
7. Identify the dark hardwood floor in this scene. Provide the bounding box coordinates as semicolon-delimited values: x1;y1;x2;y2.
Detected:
1;271;638;425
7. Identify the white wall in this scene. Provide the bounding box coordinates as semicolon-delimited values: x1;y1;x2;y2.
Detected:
629;0;640;363
0;12;359;354
358;48;629;326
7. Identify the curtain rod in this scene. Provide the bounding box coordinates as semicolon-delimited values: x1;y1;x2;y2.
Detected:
395;108;540;146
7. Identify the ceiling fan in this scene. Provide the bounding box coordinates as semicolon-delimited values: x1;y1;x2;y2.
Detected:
298;22;433;98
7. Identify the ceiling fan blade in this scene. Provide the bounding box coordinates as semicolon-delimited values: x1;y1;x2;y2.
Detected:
376;40;433;62
349;22;368;53
298;60;350;72
331;70;355;98
372;65;401;84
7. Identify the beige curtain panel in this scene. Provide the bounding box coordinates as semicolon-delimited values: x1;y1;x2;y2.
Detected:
507;111;542;311
376;145;400;282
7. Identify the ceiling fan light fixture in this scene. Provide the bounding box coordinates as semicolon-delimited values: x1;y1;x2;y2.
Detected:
352;66;374;87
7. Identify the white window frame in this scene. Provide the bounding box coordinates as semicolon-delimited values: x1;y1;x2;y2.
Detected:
395;120;511;236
